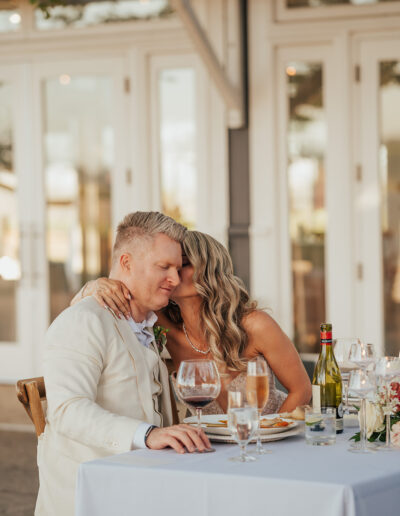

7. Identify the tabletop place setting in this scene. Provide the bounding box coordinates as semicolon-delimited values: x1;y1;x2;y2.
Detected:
76;322;400;516
176;355;303;460
174;323;400;458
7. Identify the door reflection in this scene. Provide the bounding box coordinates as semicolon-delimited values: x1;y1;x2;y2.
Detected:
0;81;18;342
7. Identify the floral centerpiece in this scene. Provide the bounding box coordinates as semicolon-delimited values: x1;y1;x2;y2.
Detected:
153;325;169;354
350;381;400;445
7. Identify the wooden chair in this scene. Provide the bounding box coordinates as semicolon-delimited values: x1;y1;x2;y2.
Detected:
16;377;46;437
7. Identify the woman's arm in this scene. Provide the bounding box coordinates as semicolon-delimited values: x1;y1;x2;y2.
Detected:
243;311;312;413
70;278;132;320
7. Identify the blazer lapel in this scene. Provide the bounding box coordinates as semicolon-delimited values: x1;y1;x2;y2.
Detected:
111;313;155;424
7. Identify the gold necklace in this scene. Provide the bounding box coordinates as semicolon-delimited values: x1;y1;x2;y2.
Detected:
182;323;211;355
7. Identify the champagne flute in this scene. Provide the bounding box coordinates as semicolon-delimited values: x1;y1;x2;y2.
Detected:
347;369;376;454
228;405;259;462
176;359;221;452
375;357;400;452
246;356;270;455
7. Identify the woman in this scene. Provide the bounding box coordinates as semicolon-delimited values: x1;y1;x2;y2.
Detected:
71;231;311;414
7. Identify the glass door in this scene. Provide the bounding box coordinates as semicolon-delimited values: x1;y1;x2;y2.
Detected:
0;57;128;379
34;58;128;327
0;64;36;380
357;38;400;356
277;44;354;354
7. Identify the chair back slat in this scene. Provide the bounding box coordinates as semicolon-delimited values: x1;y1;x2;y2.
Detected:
16;377;46;437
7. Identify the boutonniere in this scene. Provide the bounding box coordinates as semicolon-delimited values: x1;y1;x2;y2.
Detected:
153;325;169;354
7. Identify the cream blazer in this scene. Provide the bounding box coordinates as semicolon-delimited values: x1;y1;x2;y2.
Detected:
35;297;173;516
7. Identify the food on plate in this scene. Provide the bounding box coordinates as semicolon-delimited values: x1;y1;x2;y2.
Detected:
215;417;292;429
279;405;310;421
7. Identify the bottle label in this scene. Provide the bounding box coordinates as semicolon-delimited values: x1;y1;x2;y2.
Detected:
312;386;343;433
312;385;321;411
320;331;332;344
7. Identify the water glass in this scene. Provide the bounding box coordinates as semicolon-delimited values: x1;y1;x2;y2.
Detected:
305;407;336;446
348;369;376;454
228;406;259;462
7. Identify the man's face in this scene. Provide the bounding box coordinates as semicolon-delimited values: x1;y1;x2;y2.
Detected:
121;233;182;316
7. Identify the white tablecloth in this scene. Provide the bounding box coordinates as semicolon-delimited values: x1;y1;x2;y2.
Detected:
76;429;400;516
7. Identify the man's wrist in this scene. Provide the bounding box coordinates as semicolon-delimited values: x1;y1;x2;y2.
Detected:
144;425;157;447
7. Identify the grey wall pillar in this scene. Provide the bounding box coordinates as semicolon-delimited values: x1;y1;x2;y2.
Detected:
228;0;250;291
228;128;250;290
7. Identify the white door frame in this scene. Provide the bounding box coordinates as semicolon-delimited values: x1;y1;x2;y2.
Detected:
0;64;38;380
354;34;400;354
275;43;355;341
148;52;229;244
30;57;129;375
249;32;354;341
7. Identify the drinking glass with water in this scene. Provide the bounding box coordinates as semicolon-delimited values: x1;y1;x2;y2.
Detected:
305;407;336;446
228;406;259;462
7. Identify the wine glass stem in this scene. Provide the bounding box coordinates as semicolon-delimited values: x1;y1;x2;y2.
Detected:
240;443;246;462
196;408;202;432
256;410;263;452
344;379;349;413
385;413;391;447
360;398;367;451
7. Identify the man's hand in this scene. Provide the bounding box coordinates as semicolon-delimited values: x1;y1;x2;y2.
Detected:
145;424;212;454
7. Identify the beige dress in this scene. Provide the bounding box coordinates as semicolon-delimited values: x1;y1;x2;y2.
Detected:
173;361;287;416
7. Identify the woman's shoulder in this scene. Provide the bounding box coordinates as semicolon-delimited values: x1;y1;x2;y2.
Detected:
242;309;276;336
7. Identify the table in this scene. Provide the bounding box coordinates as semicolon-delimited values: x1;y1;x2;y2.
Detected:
76;429;400;516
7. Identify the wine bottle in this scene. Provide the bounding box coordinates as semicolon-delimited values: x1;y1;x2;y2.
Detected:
312;323;343;434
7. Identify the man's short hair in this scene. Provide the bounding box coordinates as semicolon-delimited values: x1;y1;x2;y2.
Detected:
112;211;187;264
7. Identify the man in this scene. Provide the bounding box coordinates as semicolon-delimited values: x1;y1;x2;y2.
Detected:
35;212;211;516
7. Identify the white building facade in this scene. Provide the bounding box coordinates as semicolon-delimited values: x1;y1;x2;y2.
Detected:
0;0;399;380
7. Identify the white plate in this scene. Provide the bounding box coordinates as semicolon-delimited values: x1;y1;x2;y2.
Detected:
183;413;298;436
206;427;302;444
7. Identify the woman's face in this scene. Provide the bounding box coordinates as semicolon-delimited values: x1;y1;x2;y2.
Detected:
171;253;198;301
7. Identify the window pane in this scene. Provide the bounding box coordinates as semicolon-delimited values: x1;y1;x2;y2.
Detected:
35;0;172;31
379;61;400;356
0;5;21;33
159;68;197;228
287;62;326;353
287;0;399;7
0;81;19;342
43;75;113;322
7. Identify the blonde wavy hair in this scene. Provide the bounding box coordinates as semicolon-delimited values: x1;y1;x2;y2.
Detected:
163;231;257;372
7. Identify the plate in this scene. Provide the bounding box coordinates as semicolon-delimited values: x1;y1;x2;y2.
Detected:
206;427;302;444
183;413;298;436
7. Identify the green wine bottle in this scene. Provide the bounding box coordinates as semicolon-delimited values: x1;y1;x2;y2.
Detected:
312;323;343;434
